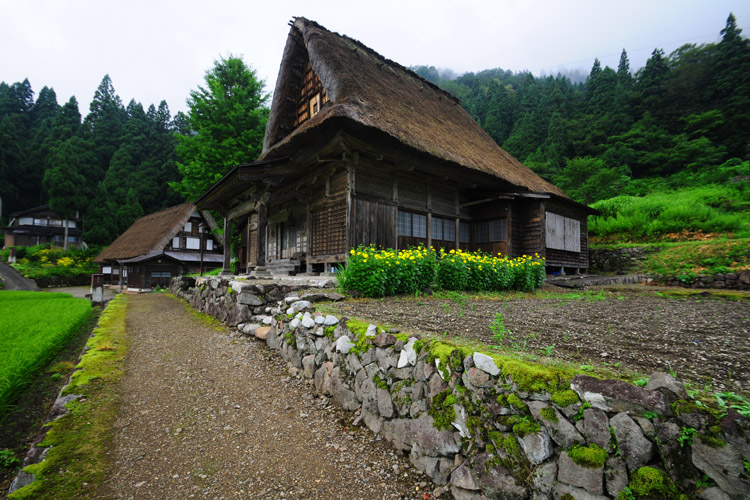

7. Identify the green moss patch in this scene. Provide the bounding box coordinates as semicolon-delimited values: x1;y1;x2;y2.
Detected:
489;431;522;458
567;444;608;468
373;373;389;390
429;390;458;431
506;393;528;412
623;466;680;500
551;389;580;407
9;295;130;499
509;416;540;437
343;319;373;336
540;407;558;423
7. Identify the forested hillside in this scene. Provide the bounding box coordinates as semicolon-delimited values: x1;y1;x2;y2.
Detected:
413;13;750;208
0;75;184;244
0;56;268;246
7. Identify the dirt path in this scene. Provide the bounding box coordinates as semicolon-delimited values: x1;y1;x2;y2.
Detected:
104;294;429;500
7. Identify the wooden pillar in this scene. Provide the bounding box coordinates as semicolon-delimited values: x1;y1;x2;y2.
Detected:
426;212;432;249
221;216;232;276
257;204;267;267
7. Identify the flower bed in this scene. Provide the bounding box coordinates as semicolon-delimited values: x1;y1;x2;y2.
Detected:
338;246;546;297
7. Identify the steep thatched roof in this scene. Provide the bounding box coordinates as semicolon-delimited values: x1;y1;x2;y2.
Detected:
262;17;566;197
94;203;195;263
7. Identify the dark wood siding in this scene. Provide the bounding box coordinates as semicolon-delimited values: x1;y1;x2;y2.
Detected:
397;173;428;210
351;197;397;249
510;199;543;259
356;162;393;200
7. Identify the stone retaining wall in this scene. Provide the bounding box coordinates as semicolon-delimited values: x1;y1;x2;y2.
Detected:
171;276;750;500
650;271;750;291
589;247;658;274
590;247;750;290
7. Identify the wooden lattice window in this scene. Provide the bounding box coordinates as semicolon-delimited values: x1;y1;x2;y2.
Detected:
293;62;328;129
310;203;346;256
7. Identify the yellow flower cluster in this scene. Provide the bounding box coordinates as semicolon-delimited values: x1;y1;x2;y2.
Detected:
57;256;75;267
343;245;546;295
438;248;544;271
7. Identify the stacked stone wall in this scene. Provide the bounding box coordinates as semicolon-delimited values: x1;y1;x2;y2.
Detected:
171;276;750;500
590;247;750;290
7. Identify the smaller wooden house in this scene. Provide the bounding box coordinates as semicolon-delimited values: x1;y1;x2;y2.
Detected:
3;205;84;249
94;203;222;291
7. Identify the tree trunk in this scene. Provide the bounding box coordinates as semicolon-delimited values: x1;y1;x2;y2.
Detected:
63;217;69;251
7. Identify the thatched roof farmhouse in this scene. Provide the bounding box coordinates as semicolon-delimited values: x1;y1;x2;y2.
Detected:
198;17;594;275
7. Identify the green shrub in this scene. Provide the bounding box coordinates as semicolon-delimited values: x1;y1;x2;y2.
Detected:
339;246;546;297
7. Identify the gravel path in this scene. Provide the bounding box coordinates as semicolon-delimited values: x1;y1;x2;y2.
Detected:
104;294;431;500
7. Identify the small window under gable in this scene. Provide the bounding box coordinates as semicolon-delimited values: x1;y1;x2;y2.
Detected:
293;61;328;130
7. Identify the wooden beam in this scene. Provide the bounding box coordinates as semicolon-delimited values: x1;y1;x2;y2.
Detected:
460;195;516;208
226;199;258;221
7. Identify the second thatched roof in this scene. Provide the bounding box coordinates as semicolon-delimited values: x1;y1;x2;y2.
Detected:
94;203;195;263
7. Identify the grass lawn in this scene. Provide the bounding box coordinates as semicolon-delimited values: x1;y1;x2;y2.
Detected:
0;291;92;413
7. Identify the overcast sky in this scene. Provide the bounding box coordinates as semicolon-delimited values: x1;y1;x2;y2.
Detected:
2;0;749;117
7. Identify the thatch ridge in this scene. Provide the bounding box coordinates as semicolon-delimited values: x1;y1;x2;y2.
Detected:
262;17;566;197
94;203;195;263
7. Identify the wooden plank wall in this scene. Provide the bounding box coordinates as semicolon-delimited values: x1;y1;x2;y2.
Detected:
510;199;543;259
354;160;461;250
543;199;589;269
351;198;397;249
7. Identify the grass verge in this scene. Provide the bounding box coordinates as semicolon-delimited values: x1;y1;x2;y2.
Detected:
8;294;129;499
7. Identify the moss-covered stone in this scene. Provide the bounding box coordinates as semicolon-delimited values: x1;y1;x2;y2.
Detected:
348;330;374;355
551;389;579;407
489;431;522;458
283;331;294;345
567;443;608;468
623;466;680;500
429;390;458;431
373;373;389;390
344;319;372;336
540;407;558;423
506;393;528;413
507;416;540;437
573;402;592;421
671;399;724;420
698;427;727;448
